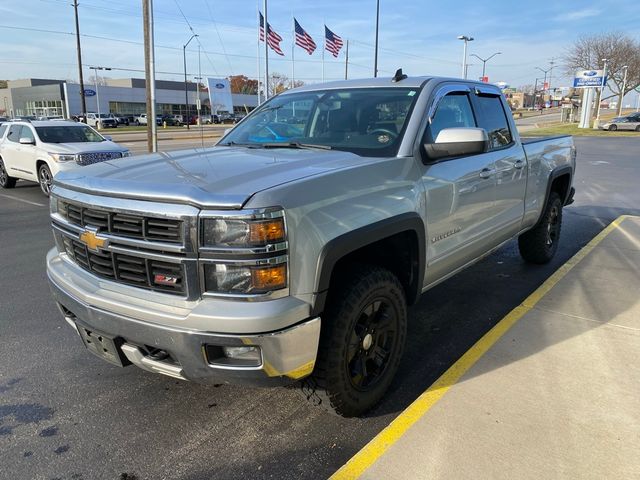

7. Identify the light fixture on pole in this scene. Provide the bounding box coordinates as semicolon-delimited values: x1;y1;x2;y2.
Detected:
89;66;111;129
457;35;474;79
469;52;501;81
617;65;628;117
183;33;198;130
594;58;608;129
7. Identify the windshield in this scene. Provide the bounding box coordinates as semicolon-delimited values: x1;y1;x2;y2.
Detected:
220;87;420;157
35;125;105;143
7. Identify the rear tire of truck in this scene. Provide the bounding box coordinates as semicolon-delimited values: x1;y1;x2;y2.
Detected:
0;158;17;189
518;191;563;264
299;265;407;417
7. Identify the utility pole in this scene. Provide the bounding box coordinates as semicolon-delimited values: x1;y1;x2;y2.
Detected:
72;0;87;119
374;0;379;77
617;65;628;117
345;39;349;80
142;0;157;152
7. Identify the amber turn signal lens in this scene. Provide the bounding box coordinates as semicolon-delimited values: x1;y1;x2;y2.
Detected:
249;218;285;244
251;264;287;291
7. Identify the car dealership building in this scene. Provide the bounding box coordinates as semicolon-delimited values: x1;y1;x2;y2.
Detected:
0;78;258;118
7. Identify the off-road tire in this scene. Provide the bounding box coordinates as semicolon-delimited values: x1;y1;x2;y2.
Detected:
298;265;407;417
518;191;563;264
38;163;53;197
0;158;17;189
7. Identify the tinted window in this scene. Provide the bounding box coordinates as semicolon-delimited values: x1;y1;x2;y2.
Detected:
20;126;35;143
7;125;22;143
474;95;513;150
0;125;7;138
429;93;476;142
35;125;104;143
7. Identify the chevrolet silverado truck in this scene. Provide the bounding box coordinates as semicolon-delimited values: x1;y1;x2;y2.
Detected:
47;73;575;417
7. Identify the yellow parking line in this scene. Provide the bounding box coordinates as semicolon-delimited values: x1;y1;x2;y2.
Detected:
330;214;633;480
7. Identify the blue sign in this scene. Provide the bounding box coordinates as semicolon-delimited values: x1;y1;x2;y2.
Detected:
573;70;607;88
215;83;225;89
84;89;96;97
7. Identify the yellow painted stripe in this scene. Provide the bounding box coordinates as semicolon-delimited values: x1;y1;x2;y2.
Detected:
330;214;633;480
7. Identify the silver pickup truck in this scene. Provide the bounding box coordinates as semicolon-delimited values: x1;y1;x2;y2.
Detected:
47;73;575;417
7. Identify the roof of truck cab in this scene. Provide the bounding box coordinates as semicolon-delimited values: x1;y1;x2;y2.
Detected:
282;75;502;94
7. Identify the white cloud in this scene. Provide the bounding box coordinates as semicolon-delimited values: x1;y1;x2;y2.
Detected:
563;8;601;20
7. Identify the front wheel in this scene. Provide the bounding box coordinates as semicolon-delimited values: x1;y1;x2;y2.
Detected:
38;163;53;197
518;191;563;264
608;124;617;131
299;265;407;417
0;158;17;189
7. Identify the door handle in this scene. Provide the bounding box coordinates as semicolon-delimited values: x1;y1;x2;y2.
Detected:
513;159;526;169
479;168;496;179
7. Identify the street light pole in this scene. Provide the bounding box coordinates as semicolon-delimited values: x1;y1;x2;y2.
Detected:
470;52;501;80
89;66;111;129
617;65;628;117
374;0;380;77
594;58;608;129
457;35;474;79
183;34;198;130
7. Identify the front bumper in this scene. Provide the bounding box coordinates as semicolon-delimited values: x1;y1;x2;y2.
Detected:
47;249;320;386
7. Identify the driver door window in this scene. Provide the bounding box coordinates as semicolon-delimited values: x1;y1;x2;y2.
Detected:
428;93;476;142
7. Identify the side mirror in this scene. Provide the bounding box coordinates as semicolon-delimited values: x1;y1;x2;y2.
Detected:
19;137;35;145
423;127;488;162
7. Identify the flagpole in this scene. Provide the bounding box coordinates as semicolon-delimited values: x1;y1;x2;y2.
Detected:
374;0;380;77
345;39;349;80
263;0;269;99
322;24;325;83
291;15;295;89
256;6;261;105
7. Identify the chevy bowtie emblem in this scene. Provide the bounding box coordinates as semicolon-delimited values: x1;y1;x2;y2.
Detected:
79;229;107;252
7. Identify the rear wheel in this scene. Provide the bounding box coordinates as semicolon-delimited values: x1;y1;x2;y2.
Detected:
299;265;407;417
38;163;53;197
635;125;640;132
518;191;563;264
609;124;617;131
0;158;17;189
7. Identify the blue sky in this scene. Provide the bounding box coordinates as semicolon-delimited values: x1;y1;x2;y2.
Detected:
1;0;639;90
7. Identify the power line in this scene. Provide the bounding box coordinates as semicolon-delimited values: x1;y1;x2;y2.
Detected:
172;0;220;76
204;0;235;75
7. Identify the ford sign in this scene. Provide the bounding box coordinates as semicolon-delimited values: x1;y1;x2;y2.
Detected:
583;71;598;77
215;83;225;89
84;89;96;97
574;70;606;88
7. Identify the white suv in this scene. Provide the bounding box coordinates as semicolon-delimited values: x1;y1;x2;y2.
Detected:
0;120;130;196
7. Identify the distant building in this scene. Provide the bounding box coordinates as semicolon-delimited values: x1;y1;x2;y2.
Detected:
0;78;258;118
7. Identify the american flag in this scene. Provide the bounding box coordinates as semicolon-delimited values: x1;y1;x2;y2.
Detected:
324;26;343;58
259;12;284;56
294;18;316;55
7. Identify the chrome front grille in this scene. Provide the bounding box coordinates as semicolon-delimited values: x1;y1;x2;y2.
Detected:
61;236;185;295
76;151;123;166
60;202;183;244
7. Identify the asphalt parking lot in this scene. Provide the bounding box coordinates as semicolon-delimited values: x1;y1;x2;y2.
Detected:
1;137;639;480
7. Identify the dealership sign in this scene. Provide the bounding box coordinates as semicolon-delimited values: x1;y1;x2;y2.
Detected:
206;78;233;113
573;70;607;88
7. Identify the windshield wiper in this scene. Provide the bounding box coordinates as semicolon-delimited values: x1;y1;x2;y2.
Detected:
260;142;332;150
217;141;261;148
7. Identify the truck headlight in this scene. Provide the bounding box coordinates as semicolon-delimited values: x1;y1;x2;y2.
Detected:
201;216;285;248
202;262;287;294
49;153;77;162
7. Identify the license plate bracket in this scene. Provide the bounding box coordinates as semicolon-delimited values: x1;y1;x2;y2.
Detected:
76;323;128;367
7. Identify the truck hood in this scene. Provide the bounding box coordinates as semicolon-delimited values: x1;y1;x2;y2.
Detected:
53;146;366;208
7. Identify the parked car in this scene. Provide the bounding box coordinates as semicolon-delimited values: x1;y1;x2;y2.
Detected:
134;114;162;126
0;117;8;125
46;74;576;417
0;120;129;196
160;115;180;126
85;113;117;129
600;116;640;132
110;113;130;126
198;114;220;125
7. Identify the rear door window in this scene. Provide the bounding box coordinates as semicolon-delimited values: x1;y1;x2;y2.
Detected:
0;125;7;139
473;94;513;150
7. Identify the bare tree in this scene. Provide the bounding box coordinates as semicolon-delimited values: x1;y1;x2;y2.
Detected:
268;73;304;95
88;74;108;86
565;32;640;108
